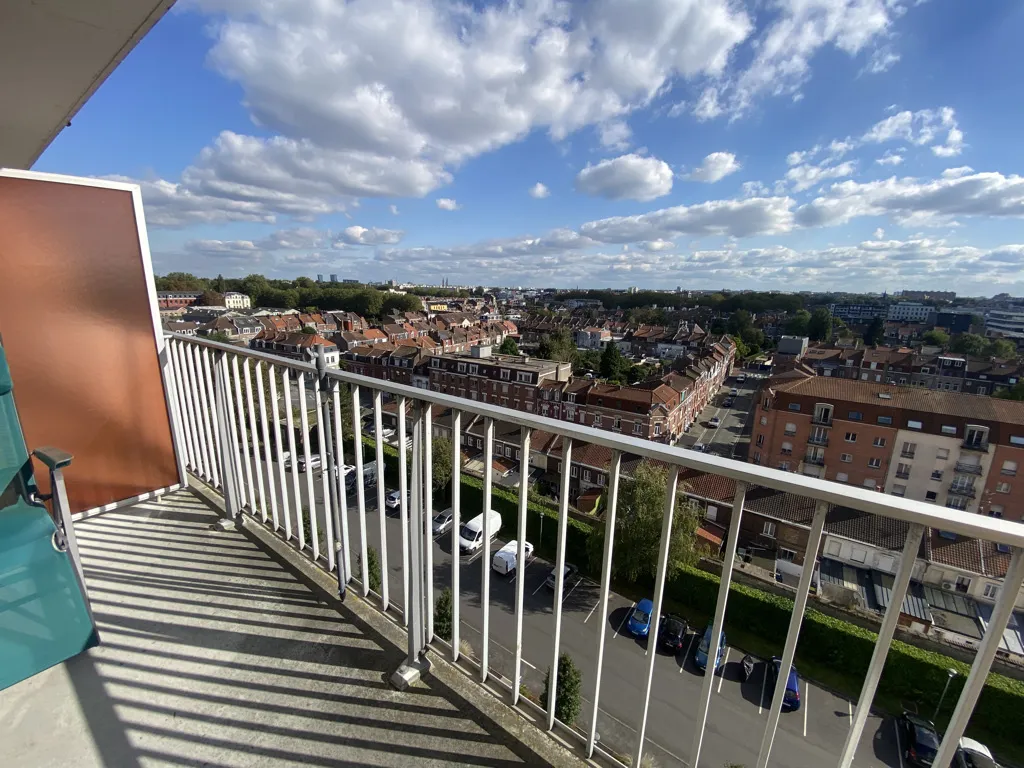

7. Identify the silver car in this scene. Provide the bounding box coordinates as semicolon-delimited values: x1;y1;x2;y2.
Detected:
432;508;455;535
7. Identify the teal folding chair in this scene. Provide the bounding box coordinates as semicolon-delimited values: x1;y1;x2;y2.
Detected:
0;339;98;691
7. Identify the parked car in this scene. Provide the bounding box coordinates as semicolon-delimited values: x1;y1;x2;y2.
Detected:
627;598;654;637
693;442;707;453
955;737;997;768
769;657;802;711
729;387;739;397
544;563;579;590
694;622;726;672
709;416;721;428
740;654;756;682
896;712;941;767
385;489;407;509
736;374;746;383
458;509;502;554
432;507;454;535
657;614;688;654
297;454;321;473
492;540;534;576
723;397;734;408
380;427;396;440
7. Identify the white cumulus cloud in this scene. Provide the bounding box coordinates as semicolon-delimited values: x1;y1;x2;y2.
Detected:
436;198;461;211
337;225;405;245
686;152;741;183
575;154;674;201
529;182;551;199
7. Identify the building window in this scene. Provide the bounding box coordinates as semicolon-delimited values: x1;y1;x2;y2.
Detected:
930;469;944;481
654;423;662;436
583;469;592;482
873;437;886;448
868;458;881;469
835;472;849;482
569;465;579;478
848;411;863;421
997;482;1011;493
946;496;969;510
500;369;510;380
784;422;797;436
457;362;466;373
907;420;923;430
901;442;917;459
504;446;512;458
983;583;1000;600
1011;436;1024;446
788;403;801;411
593;415;603;428
936;448;950;460
760;416;767;426
925;491;937;501
877;416;893;425
863;478;877;488
845;432;857;443
989;504;1004;517
781;441;793;455
778;461;790;471
597;473;605;484
778;548;797;562
891;484;906;497
896;463;912;479
850;547;867;564
633;422;643;434
941;425;957;435
964;425;989;449
841;453;853;463
1002;461;1017;476
955;575;971;593
762;521;777;538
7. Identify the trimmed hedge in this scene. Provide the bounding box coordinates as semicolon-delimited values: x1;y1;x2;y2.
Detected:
666;565;1024;743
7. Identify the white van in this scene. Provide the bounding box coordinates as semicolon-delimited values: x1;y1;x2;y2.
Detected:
491;540;534;576
459;509;501;554
345;460;377;490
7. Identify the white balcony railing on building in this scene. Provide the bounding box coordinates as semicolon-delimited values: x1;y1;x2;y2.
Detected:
164;334;1024;768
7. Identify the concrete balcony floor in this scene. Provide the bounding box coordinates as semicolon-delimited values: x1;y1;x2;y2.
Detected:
0;490;565;767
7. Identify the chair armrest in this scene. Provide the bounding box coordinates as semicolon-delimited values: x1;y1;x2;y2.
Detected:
32;447;73;471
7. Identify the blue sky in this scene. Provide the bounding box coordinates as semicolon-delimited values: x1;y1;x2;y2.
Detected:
36;0;1024;293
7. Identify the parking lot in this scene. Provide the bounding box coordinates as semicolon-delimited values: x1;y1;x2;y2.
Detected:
245;436;910;768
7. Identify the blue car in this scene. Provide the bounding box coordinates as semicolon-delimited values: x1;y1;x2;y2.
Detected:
694;622;726;672
770;657;802;711
627;598;654;637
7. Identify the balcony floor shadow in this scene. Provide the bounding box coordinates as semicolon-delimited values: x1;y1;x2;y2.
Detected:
0;490;557;767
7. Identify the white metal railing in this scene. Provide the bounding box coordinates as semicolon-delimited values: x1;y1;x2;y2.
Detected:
164;334;1024;768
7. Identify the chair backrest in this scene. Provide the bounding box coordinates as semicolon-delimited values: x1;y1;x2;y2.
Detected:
0;340;98;691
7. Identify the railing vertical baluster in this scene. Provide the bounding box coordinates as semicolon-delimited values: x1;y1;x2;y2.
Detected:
169;340;198;474
231;356;257;513
256;362;279;531
512;427;533;706
932;547;1024;768
633;468;680;767
373;390;389;609
451;409;462;662
332;384;352;586
243;360;268;523
212;350;240;518
423;404;433;641
481;417;495;682
757;501;828;768
587;449;622;757
408;403;425;660
220;352;247;509
839;523;924;768
282;368;299;542
184;344;214;484
691;481;748;767
547;435;573;731
268;364;288;533
398;396;410;625
200;347;223;489
313;375;331;568
175;339;203;477
161;339;190;486
353;385;369;593
296;372;314;554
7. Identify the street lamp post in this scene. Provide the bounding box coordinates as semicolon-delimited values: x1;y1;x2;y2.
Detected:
933;668;957;722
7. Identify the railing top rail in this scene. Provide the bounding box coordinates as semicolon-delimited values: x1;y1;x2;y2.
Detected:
171;333;1024;548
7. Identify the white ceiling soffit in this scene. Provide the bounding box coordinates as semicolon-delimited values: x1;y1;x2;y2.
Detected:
0;0;176;169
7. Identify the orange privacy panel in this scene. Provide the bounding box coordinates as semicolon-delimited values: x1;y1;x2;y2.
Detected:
0;174;178;513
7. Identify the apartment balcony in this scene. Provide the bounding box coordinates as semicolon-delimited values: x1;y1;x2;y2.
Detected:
811;417;833;427
896;471;911;480
955;462;984;476
7;334;1024;768
900;451;917;459
948;484;978;499
808;435;829;446
962;439;990;453
803;454;826;466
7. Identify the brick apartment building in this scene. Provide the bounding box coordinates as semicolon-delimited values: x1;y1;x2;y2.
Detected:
157;291;202;309
750;374;1024;523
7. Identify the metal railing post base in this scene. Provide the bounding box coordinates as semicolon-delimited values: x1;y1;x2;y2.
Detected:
390;655;432;692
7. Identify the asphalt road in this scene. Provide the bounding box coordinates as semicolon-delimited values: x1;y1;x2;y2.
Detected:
240;448;906;768
674;370;761;460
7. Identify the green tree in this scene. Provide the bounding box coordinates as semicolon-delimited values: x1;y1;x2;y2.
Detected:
382;292;424;315
591;461;702;583
807;308;833;342
207;330;232;344
864;316;885;345
922;329;950;347
432;436;454;493
300;325;317;335
786;310;811;336
542;653;582;725
498;337;520;356
198;289;225;306
950;333;988;356
537;328;576;362
434;588;454;641
997;382;1024;401
986;339;1017;359
157;271;207;291
726;310;753;336
599;341;629;382
360;546;383;593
